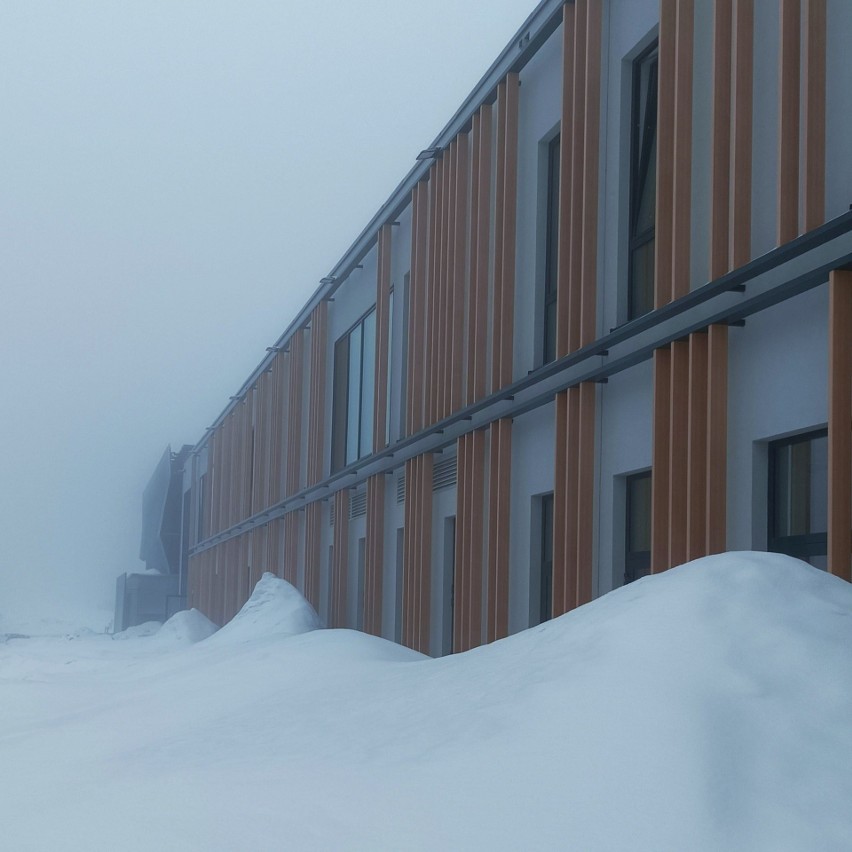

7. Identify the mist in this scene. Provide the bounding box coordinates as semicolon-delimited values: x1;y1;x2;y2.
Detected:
0;0;536;627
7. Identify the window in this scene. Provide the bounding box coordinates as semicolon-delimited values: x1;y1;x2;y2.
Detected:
625;471;651;583
628;42;658;320
769;430;828;569
543;134;560;364
331;308;377;471
530;493;553;624
443;517;456;655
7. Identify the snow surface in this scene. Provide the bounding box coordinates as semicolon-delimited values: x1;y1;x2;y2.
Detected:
0;552;850;851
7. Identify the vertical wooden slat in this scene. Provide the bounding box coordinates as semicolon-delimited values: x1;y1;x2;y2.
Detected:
686;332;708;561
576;383;596;605
710;0;732;281
651;347;672;572
332;490;349;628
472;105;492;402
374;227;392;452
451;132;468;414
492;80;507;393
468;430;485;649
304;501;322;610
706;323;728;554
499;73;520;385
308;301;329;485
802;0;826;232
427;162;441;426
552;392;568;613
365;475;385;636
778;0;801;245
668;340;690;567
486;419;512;640
828;270;852;581
730;0;754;269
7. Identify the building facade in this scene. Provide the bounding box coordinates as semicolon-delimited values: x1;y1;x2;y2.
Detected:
179;0;852;655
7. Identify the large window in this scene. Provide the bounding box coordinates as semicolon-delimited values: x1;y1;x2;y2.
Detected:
769;430;828;569
543;134;560;364
538;493;554;622
628;42;658;321
332;308;376;471
625;470;651;584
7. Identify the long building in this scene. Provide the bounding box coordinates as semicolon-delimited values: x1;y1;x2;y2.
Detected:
177;0;852;655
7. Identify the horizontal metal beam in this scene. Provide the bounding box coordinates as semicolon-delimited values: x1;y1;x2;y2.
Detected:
189;210;852;556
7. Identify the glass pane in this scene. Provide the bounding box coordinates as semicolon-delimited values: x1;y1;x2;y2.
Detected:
772;434;828;539
544;299;556;364
809;435;828;534
627;473;652;553
636;132;657;234
346;324;362;465
630;239;655;318
360;309;376;459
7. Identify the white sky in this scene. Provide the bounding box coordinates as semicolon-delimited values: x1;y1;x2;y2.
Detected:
0;0;538;622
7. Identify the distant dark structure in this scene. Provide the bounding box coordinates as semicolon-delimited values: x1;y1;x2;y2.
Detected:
114;445;193;632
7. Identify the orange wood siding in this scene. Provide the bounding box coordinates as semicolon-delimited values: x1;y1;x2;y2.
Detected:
828;269;852;581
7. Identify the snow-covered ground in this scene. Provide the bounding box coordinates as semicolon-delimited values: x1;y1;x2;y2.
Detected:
1;553;850;851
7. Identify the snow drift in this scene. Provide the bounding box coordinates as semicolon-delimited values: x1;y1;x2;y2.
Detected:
203;572;321;646
0;552;849;852
156;608;218;645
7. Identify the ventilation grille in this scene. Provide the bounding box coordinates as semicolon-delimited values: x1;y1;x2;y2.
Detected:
330;501;335;527
396;472;406;503
433;456;457;491
350;489;367;519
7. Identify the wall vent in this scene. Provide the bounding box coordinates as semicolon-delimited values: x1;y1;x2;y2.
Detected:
433;456;458;491
350;489;367;519
396;472;406;503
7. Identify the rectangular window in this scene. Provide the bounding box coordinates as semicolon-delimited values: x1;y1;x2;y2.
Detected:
625;471;652;583
331;307;378;472
543;134;560;364
628;42;658;320
769;430;828;569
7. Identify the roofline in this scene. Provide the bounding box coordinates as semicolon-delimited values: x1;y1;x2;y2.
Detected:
192;0;566;452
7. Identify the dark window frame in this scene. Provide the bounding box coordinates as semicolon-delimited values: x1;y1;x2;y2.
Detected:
625;470;652;584
331;305;377;472
628;41;659;321
768;428;828;564
539;492;554;622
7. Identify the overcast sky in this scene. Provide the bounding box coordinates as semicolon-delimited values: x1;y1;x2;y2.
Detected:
0;0;537;625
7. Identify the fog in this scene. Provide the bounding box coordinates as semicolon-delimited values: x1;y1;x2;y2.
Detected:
0;0;536;626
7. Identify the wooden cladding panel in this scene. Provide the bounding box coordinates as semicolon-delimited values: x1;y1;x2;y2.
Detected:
686;332;709;561
406;181;429;435
491;74;519;391
402;454;433;653
486;419;512;642
283;511;300;587
553;385;596;615
454;431;486;652
307;302;329;485
710;0;732;280
331;490;349;628
730;0;753;269
249;524;267;592
651;348;672;572
285;332;305;498
705;324;728;555
778;0;801;245
373;226;392;453
451;134;468;414
828;270;852;581
364;475;385;637
466;106;492;404
304;501;322;610
668;340;690;568
802;0;826;232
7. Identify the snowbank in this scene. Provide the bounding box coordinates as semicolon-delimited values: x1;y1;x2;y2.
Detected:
0;552;849;852
156;608;218;645
204;572;321;647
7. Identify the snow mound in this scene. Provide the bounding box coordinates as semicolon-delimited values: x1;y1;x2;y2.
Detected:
156;608;218;645
205;572;320;646
111;621;160;640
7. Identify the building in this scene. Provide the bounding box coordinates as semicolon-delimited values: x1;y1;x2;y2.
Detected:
115;445;191;631
176;0;852;655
